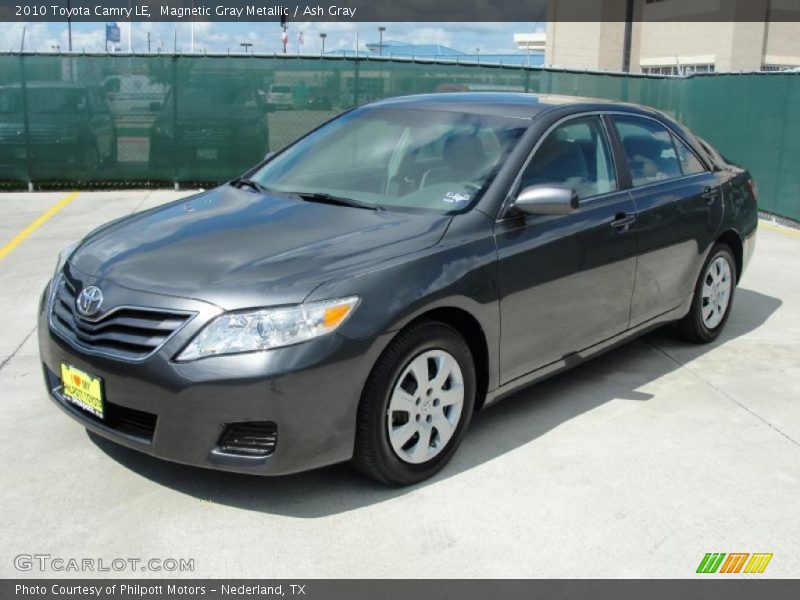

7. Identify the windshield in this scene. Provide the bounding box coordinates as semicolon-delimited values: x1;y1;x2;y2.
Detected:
251;106;528;214
165;86;262;113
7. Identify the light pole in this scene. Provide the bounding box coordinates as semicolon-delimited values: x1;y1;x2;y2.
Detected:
240;42;253;54
378;26;386;56
66;0;72;51
319;32;327;55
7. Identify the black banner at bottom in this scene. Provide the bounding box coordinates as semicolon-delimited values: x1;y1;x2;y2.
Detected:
4;580;800;600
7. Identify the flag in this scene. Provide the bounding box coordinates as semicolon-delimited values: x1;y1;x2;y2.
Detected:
298;30;304;46
105;22;120;44
281;29;288;51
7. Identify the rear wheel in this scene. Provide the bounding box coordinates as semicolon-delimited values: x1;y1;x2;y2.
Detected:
676;243;737;343
353;321;476;486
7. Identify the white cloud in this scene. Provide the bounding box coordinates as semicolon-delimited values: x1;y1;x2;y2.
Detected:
0;22;58;52
2;21;539;56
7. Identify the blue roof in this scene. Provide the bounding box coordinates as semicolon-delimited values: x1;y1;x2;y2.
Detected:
323;49;372;57
476;54;545;66
366;41;463;56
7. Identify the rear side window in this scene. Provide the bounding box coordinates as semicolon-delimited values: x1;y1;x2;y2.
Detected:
673;134;707;176
520;116;617;200
613;116;707;186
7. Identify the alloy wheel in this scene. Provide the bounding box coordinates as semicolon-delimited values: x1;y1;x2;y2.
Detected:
701;255;733;329
386;349;465;464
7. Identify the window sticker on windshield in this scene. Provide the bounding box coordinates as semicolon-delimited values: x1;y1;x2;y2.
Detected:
443;191;471;205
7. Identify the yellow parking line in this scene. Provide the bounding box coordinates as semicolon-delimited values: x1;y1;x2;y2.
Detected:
760;220;800;238
0;191;80;261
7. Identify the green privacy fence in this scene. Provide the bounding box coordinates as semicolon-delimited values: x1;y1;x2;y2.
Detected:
0;53;798;220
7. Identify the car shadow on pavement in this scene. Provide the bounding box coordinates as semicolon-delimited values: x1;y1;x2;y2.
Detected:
89;287;782;518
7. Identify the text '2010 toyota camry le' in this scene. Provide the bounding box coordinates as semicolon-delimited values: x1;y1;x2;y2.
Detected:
39;93;757;485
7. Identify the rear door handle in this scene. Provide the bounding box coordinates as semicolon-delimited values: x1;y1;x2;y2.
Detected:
702;186;718;202
610;213;636;229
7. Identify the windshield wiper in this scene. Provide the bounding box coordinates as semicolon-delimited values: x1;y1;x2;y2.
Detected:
231;177;269;194
291;191;382;211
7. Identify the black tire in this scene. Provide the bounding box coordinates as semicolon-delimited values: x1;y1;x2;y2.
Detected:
676;243;737;343
353;321;476;486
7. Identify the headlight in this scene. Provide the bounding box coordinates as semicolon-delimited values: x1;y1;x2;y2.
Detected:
54;242;78;278
153;123;173;138
47;241;78;308
177;296;359;361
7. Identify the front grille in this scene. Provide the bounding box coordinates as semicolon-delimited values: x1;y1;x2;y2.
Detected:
0;126;53;143
50;275;192;361
78;398;158;442
181;126;231;142
218;422;278;457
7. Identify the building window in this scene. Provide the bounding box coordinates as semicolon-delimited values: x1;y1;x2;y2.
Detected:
642;64;715;76
761;64;799;72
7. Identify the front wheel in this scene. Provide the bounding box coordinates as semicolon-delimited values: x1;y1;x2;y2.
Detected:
353;321;476;486
676;243;737;343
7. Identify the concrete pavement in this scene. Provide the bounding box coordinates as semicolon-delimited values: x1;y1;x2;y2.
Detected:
0;190;798;578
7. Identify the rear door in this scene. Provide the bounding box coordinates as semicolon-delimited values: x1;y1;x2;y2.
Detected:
609;114;723;327
495;114;638;383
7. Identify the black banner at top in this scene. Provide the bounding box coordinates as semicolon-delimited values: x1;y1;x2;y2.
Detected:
0;0;799;22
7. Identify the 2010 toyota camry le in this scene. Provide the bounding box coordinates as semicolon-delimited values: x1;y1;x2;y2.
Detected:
39;93;757;485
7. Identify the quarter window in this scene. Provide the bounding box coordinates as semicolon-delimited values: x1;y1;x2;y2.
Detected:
613;116;706;186
672;134;707;176
519;116;617;200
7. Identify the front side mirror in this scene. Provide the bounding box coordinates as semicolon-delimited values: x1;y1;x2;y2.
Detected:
513;185;579;216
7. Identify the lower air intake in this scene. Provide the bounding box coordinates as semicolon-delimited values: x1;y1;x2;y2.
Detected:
218;422;278;457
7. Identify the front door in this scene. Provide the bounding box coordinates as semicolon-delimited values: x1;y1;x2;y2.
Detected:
495;114;638;384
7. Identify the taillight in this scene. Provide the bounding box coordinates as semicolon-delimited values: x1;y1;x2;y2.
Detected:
747;178;758;202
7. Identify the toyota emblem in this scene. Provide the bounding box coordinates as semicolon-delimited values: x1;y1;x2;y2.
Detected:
76;286;104;317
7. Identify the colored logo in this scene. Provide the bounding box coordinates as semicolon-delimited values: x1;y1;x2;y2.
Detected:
76;286;104;317
697;553;773;574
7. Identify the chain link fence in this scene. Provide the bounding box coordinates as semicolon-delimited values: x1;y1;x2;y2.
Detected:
0;53;797;220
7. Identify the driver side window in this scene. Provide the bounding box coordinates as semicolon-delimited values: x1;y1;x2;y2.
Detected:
520;116;617;200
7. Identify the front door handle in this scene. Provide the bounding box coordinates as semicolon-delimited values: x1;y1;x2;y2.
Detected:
610;213;636;229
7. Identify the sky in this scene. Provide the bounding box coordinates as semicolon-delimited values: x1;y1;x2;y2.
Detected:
0;21;545;55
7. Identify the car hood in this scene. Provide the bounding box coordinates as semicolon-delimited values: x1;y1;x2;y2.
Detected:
70;186;451;309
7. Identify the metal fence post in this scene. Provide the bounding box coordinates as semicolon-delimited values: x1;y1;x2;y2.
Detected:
353;58;360;106
18;53;33;191
171;54;179;189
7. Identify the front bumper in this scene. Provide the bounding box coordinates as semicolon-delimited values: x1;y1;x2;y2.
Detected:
38;280;390;476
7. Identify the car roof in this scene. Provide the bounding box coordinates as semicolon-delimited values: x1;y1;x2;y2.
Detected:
368;92;655;120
